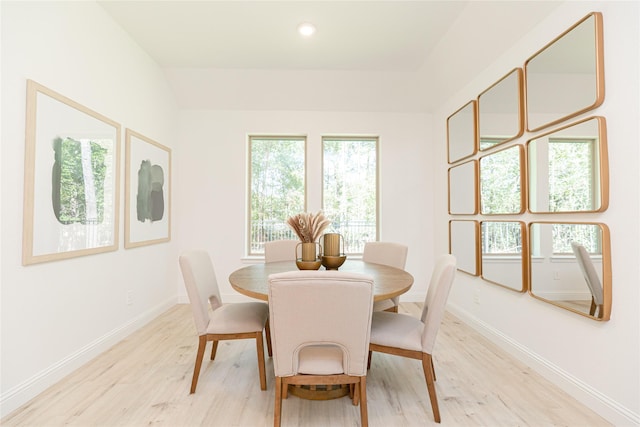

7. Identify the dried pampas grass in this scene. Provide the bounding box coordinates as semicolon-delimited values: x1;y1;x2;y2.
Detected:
287;211;331;243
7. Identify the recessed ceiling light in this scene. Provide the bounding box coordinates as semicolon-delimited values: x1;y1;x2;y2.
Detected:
298;22;316;37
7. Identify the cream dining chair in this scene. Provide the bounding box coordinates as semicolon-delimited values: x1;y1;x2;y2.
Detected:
264;239;299;263
368;254;456;423
571;242;604;318
362;241;408;312
179;250;271;393
268;270;375;427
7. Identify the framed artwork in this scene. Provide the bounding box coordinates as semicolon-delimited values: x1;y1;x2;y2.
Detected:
22;80;121;265
124;128;171;248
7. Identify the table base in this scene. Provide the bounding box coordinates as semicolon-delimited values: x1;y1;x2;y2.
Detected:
288;384;350;400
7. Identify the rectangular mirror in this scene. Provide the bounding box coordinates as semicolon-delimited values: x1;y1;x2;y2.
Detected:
529;222;611;321
481;221;527;292
447;100;477;164
448;160;478;214
525;12;604;132
478;68;524;151
480;144;524;214
449;220;479;276
527;116;608;213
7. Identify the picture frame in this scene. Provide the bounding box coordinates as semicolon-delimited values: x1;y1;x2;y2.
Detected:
124;128;171;248
22;80;121;265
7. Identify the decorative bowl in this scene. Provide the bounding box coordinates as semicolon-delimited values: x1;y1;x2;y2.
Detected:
321;255;347;270
296;259;322;270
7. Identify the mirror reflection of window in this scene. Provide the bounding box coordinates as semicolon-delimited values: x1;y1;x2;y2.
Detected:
527;116;607;213
480;145;524;214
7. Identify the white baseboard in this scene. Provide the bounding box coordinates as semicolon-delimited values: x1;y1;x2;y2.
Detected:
0;297;177;419
447;303;640;427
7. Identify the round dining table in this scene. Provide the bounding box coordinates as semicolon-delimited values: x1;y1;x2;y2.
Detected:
228;259;414;400
229;259;414;302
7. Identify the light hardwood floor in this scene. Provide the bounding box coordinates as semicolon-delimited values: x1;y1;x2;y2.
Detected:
2;303;611;426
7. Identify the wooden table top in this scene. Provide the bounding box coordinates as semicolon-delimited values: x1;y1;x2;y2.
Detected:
229;259;414;302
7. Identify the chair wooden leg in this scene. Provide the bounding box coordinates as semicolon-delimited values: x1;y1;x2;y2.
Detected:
359;377;369;427
351;383;359;406
367;350;372;369
274;376;283;427
431;357;437;381
256;332;267;390
210;340;219;360
190;335;207;394
265;318;273;357
422;353;441;423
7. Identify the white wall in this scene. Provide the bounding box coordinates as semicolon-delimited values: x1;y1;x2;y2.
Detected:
434;2;639;425
174;110;434;304
0;1;179;417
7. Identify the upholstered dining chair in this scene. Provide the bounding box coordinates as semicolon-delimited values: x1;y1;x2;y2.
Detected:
571;242;604;318
264;239;299;263
268;271;375;427
368;254;456;423
179;250;271;393
362;241;408;312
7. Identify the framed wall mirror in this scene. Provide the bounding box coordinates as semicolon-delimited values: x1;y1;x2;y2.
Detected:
448;160;478;214
480;144;524;215
449;220;479;276
525;12;604;132
528;116;608;213
529;222;611;321
447;100;477;164
478;68;524;151
481;221;527;292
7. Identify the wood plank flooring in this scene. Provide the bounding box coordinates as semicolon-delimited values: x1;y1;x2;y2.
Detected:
2;303;612;426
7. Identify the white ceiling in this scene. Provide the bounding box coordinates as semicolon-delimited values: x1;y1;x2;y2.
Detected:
98;0;564;112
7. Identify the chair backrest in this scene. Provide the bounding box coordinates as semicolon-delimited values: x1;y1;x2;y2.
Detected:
420;254;457;354
571;242;604;305
179;250;223;335
264;240;299;263
362;241;408;269
268;271;374;377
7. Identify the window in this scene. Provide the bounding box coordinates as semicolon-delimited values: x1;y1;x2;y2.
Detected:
322;137;378;254
248;136;305;255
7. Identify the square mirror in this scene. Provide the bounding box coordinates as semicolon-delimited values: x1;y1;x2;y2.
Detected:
481;221;527;292
525;12;604;132
449;220;479;276
529;222;611;321
448;160;478;215
527;116;608;213
478;68;524;151
447;100;477;164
